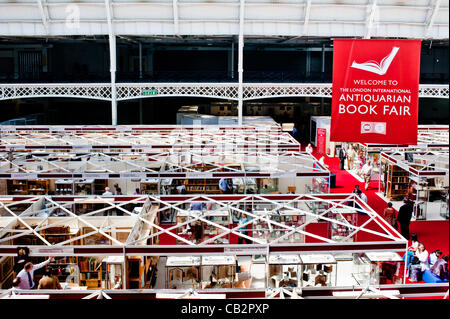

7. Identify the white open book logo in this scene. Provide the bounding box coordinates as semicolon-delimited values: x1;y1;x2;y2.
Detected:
351;47;400;75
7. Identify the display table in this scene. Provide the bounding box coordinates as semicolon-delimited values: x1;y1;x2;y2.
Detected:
166;256;201;289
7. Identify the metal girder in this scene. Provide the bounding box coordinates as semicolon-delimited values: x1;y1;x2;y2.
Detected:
104;0;117;125
0;83;448;102
237;0;245;126
425;0;442;38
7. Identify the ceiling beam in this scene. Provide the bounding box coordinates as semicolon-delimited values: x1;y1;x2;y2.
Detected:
425;0;442;38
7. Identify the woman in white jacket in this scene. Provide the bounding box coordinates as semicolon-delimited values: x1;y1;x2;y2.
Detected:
414;242;430;272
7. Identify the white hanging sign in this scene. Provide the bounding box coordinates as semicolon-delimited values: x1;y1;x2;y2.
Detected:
11;173;38;179
30;246;74;255
186;172;213;179
82;173;109;179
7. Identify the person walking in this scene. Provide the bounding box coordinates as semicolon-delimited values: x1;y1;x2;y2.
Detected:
362;160;373;190
338;146;346;170
16;257;54;289
397;198;414;240
384;202;396;227
346;144;355;170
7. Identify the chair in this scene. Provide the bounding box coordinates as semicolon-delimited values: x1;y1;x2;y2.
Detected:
288;186;296;194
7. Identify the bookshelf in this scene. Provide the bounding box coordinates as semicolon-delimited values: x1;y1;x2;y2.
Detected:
93;179;107;195
140;179;159;195
386;164;410;201
78;257;104;289
0;256;14;288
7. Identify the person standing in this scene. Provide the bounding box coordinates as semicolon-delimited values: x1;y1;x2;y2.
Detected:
384;202;396;227
102;187;113;196
397;198;414;240
338;146;346;170
346;144;355;170
219;177;231;194
237;213;252;244
13;246;30;277
17;257;54;289
362;160;373;190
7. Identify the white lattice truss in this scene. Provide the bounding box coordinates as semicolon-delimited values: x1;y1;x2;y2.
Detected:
0;193;406;249
0;129;300;153
359;127;449;153
381;150;450;177
0;83;448;102
0;151;328;180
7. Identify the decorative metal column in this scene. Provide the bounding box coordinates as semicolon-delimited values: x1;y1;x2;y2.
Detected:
105;0;117;125
238;0;245;126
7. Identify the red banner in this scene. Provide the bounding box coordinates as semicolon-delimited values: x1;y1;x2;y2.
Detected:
317;128;327;154
330;39;421;144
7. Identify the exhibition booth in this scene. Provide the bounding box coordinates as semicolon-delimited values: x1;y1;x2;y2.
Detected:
0;151;329;196
0;194;407;293
380;150;449;220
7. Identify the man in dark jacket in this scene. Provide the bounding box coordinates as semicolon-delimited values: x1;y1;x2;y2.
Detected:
338;146;346;170
397;198;414;240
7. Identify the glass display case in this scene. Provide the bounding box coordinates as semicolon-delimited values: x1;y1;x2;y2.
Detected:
328;208;359;242
363;252;404;285
201;255;236;289
176;209;231;244
268;254;302;288
300;254;337;287
74;179;94;195
305;177;329;194
202;210;231;244
251;209;305;244
166;256;201;289
55;179;74;195
233;177;257;194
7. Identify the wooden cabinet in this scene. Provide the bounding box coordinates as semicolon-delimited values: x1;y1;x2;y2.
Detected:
0;256;14;289
93;179;107;195
140;179;159;195
7;179;49;195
